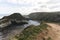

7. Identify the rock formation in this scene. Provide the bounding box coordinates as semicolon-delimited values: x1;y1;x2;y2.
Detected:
0;13;28;28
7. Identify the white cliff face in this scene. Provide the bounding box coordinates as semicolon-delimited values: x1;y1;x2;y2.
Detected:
0;19;28;28
0;21;11;28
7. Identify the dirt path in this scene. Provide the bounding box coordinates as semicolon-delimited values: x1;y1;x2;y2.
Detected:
47;23;60;40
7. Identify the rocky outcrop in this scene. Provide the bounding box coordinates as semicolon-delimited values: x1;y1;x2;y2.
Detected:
0;13;28;28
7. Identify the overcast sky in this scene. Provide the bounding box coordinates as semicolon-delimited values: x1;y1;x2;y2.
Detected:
0;0;60;18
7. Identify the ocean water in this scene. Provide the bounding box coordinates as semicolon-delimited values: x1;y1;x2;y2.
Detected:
24;20;40;27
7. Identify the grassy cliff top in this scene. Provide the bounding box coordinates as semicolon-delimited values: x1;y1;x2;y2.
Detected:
13;23;49;40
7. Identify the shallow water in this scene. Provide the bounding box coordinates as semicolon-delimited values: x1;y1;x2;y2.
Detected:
0;20;40;40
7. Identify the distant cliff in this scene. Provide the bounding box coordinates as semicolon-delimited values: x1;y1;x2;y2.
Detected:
0;13;28;28
29;12;60;22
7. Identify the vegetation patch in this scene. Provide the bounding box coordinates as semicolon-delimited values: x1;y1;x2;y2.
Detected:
14;23;49;40
47;37;52;40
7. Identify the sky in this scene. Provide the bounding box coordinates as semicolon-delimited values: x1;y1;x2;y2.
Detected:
0;0;60;18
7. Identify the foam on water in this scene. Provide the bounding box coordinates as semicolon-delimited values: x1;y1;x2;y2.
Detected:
24;20;40;27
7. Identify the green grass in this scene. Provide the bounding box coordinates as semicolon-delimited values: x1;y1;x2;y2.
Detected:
14;23;48;40
47;37;52;40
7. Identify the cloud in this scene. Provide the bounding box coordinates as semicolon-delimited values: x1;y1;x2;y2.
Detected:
7;0;17;4
36;0;60;12
0;0;60;17
0;0;33;7
0;5;35;15
47;0;60;4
